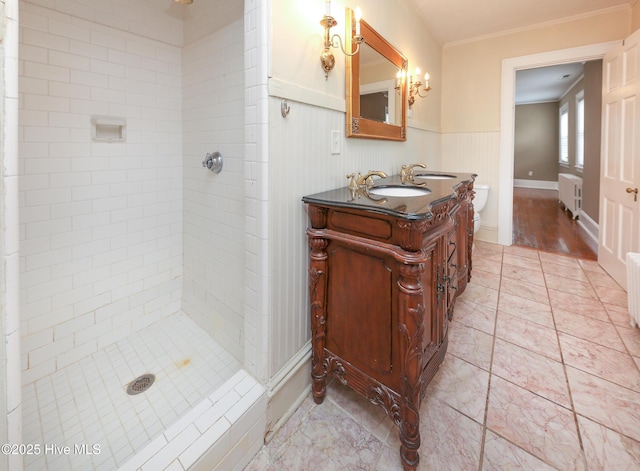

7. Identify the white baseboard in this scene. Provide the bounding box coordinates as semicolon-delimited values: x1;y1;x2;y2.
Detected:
265;342;312;443
514;179;559;190
578;210;599;244
475;225;498;244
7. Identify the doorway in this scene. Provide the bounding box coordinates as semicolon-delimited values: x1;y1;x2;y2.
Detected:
512;61;601;260
498;41;619;249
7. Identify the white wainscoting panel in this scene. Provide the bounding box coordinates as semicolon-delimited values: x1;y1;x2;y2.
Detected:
267;96;440;376
441;131;501;242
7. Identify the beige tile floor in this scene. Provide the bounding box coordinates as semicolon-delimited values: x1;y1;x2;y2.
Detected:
244;241;640;470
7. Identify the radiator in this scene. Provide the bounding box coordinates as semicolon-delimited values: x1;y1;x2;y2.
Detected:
558;173;582;219
628;252;640;327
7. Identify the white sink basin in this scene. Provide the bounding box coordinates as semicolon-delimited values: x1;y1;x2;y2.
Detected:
368;185;431;197
414;173;457;180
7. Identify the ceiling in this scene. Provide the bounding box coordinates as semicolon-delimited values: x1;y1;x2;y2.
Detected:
515;63;586;104
409;0;631;45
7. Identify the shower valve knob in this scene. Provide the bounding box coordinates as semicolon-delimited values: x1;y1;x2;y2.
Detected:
202;151;223;174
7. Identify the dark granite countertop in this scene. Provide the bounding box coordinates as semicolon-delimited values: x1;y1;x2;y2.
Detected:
302;171;477;221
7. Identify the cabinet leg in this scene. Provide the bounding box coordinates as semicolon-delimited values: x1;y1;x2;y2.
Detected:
400;446;419;471
308;234;329;406
396;262;424;470
311;376;326;404
399;409;420;471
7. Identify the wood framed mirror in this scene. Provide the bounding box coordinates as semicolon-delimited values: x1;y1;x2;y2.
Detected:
345;9;408;141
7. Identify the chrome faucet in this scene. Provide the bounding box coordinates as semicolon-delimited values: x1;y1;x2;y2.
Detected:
357;170;388;187
400;163;426;184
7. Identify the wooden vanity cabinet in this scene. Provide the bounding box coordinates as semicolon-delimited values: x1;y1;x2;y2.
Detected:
450;181;475;299
305;180;473;471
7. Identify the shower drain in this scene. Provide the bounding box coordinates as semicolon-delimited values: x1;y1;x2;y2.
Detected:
127;373;156;395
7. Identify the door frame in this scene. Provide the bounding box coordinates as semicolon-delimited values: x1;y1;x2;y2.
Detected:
498;41;620;246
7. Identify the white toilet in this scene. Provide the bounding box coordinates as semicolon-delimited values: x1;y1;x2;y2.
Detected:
473;184;490;235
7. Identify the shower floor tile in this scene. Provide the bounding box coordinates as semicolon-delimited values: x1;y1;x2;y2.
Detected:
22;311;241;470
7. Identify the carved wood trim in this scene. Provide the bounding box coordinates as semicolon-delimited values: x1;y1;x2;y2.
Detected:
396;220;429;251
426;200;455;227
420;334;448;398
370;385;403;427
309;237;329;404
455;181;473;201
324;350;403;427
397;263;426;470
467;203;474;282
351;117;360;134
308;205;328;229
310;226;429;265
321;355;347;384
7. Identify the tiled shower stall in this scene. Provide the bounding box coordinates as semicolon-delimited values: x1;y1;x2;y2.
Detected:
2;0;271;469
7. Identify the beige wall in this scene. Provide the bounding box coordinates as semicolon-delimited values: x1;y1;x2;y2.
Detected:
442;8;630;133
633;0;640;32
270;0;441;130
514;103;559;181
441;8;630;241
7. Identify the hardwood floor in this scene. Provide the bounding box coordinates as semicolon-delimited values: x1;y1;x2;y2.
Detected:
512;187;598;260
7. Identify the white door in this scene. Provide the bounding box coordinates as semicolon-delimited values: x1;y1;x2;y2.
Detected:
599;28;640;290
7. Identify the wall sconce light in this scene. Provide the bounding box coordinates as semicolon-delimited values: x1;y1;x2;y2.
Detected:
408;68;431;108
320;2;365;80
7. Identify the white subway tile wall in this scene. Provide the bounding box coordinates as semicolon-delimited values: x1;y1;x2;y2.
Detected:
181;18;245;364
3;0;23;467
242;0;271;383
19;1;184;384
15;0;262;467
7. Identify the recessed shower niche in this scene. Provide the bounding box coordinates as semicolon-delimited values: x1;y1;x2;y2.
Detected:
91;116;126;142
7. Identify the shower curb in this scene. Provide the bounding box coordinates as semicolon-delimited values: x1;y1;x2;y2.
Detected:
118;369;266;470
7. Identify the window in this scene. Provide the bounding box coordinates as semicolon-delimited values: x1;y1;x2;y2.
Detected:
559;103;569;166
575;90;585;171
